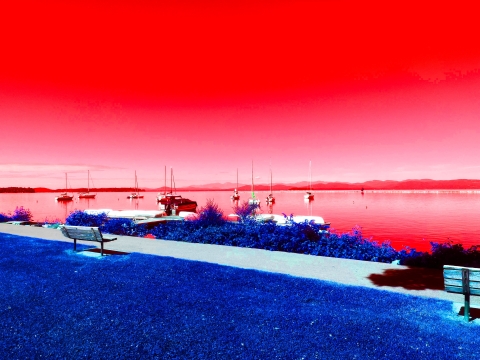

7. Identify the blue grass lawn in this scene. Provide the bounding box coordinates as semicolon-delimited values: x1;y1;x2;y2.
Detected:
1;234;479;359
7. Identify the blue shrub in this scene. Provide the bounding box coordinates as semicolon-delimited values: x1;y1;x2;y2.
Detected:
100;218;138;236
10;206;33;221
233;201;259;221
0;206;33;222
194;199;226;226
400;241;480;269
65;211;480;268
66;210;108;227
147;220;400;263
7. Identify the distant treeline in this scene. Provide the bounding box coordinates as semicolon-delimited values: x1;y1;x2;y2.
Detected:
0;187;36;193
33;188;145;193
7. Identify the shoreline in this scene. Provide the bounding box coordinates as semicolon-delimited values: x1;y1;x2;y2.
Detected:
4;188;480;194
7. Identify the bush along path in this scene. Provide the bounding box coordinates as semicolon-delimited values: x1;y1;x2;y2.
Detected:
0;206;33;223
3;202;480;268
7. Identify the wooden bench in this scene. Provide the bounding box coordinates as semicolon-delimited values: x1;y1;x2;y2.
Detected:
60;225;117;256
444;265;480;321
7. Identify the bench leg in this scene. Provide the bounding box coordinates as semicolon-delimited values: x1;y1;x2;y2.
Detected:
101;242;104;256
464;293;470;322
74;239;77;252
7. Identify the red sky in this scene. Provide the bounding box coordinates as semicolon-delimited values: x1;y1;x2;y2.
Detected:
1;0;479;188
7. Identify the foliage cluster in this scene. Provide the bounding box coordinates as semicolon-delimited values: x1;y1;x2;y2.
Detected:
65;211;108;227
65;210;142;237
232;201;259;221
15;204;480;268
400;242;480;269
0;206;33;222
195;199;226;226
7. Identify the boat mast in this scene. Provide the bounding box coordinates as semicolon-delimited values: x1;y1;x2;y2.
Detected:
251;160;254;198
311;161;313;191
269;159;273;195
270;167;273;194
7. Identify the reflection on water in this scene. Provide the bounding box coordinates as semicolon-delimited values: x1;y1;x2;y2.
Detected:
2;190;480;252
304;198;314;216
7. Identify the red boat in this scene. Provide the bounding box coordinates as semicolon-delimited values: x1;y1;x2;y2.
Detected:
157;194;197;215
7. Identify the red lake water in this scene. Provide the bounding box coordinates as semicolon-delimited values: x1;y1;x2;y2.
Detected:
2;190;480;252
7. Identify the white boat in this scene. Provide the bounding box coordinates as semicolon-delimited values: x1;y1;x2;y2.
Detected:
231;168;240;200
248;161;260;205
127;171;144;199
304;160;314;200
266;165;275;203
106;210;164;219
78;170;96;199
84;209;164;220
56;173;73;201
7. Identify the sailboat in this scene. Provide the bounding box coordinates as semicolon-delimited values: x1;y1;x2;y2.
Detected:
266;166;275;203
230;168;240;200
304;160;314;200
78;170;96;199
156;167;197;215
56;173;74;201
127;171;144;199
248;161;261;205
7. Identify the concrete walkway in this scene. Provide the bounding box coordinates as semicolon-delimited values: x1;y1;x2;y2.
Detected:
1;223;478;306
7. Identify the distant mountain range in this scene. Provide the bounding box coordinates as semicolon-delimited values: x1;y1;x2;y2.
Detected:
2;179;480;193
145;179;480;191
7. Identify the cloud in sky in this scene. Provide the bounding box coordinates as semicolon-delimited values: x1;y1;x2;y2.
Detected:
0;164;119;173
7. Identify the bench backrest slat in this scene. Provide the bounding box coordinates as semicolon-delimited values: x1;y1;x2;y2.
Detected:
444;265;480;295
444;285;480;296
61;226;104;242
444;268;480;282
